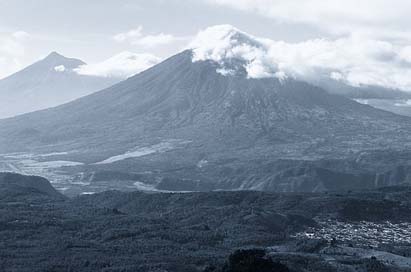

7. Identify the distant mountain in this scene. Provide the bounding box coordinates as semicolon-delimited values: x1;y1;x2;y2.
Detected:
0;172;64;199
1;27;411;192
314;77;411;99
0;52;118;119
314;78;411;117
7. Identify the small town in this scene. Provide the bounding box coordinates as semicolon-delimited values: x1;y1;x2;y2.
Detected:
293;219;411;247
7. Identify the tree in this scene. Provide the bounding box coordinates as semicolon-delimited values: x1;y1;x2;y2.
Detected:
222;249;289;272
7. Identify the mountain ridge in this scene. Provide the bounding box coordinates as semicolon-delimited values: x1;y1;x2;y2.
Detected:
0;52;118;119
0;172;65;199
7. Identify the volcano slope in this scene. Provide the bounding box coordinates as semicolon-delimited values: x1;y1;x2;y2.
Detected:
1;49;411;192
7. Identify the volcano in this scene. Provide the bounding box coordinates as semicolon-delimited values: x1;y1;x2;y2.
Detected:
0;52;118;119
1;27;411;192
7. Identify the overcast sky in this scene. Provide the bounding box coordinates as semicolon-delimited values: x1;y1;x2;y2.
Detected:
1;0;411;90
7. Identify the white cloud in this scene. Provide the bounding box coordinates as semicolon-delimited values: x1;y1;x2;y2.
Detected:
74;51;161;78
189;25;411;91
134;33;178;47
399;47;411;63
54;65;66;72
113;26;183;48
0;31;30;79
11;31;30;41
113;26;143;42
189;25;281;79
204;0;411;41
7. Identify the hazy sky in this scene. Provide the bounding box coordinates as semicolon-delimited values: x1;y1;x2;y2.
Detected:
0;0;330;78
1;0;411;90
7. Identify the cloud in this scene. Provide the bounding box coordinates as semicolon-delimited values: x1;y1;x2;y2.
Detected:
135;33;178;47
113;26;143;42
54;65;66;72
399;47;411;63
189;25;411;91
0;31;30;79
74;51;161;78
113;26;183;48
11;31;30;41
189;25;281;79
204;0;411;41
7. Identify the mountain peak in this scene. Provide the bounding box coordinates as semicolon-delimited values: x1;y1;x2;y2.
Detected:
37;51;86;70
0;50;116;118
44;51;68;61
189;25;283;79
189;25;263;58
48;51;64;57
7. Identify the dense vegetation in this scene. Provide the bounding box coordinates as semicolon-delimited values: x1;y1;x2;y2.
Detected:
0;173;410;271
